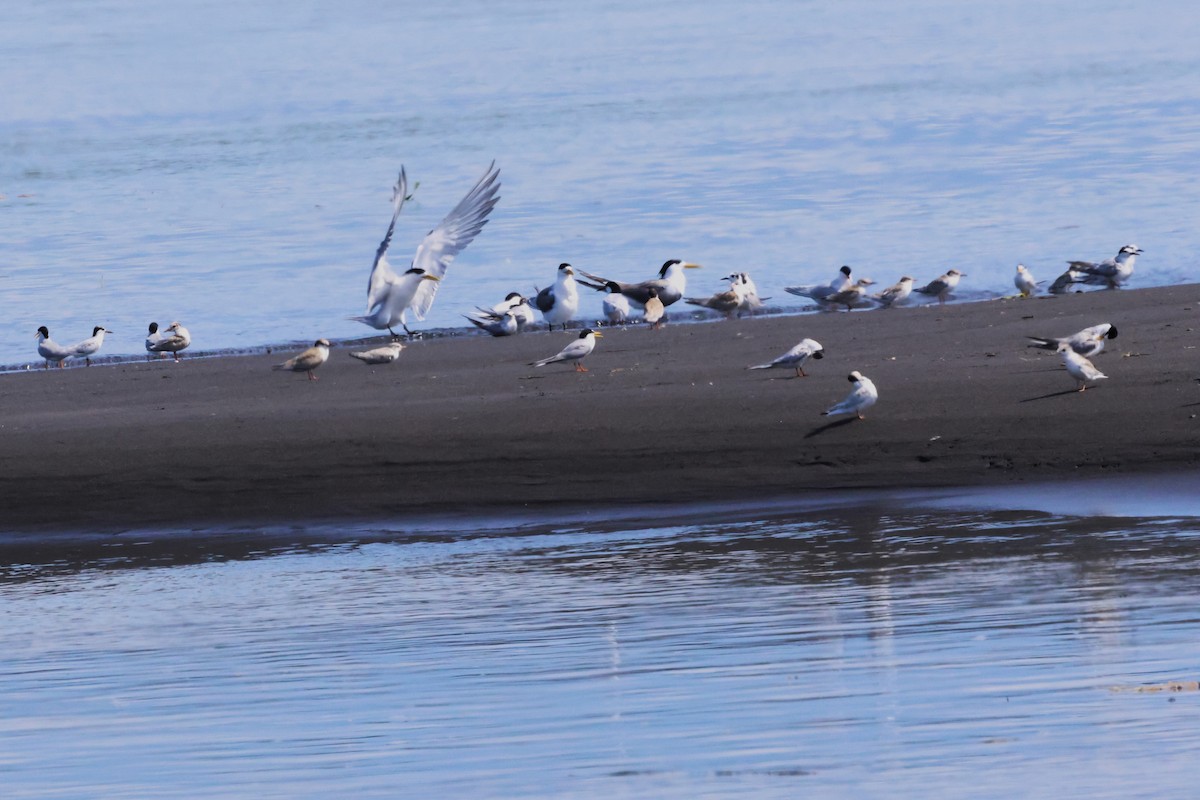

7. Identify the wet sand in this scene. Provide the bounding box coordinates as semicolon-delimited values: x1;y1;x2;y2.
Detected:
2;284;1198;534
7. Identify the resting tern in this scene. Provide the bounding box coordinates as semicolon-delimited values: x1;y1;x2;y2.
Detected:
821;371;878;420
466;308;521;337
1028;323;1118;358
146;321;191;362
685;282;742;318
600;283;632;326
725;272;766;315
748;338;824;378
530;329;602;372
145;322;165;359
351;162;501;336
35;326;73;369
576;259;701;309
1014;265;1040;297
534;263;580;331
349;341;405;364
914;269;965;304
874;276;914;308
1068;245;1141;289
70;326;112;366
476;292;535;330
643;287;666;329
1058;343;1107;391
274;339;331;380
784;265;853;302
823;278;876;311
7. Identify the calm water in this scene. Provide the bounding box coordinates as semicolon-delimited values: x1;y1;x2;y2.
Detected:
3;492;1200;798
3;1;1200;364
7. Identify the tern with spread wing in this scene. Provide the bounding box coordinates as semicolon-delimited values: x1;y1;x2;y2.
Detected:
1068;245;1141;289
1028;323;1118;358
577;259;701;309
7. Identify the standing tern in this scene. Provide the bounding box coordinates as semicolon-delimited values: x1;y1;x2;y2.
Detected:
274;339;331;380
874;276;914;308
821;371;878;420
725;272;766;315
35;326;73;369
530;329;602;372
576;259;701;309
351;162;501;336
914;269;965;304
147;321;191;362
1014;265;1040;298
145;322;165;359
1058;343;1107;391
1027;323;1118;358
643;287;666;329
822;278;876;311
534;263;580;331
600;282;632;326
70;326;112;366
1068;245;1141;289
748;338;824;378
784;265;853;302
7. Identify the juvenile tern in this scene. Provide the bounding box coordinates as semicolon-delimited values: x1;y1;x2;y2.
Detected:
643;287;666;329
147;321;191;362
577;259;701;309
1014;264;1040;298
530;329;602;372
725;272;766;315
35;326;73;369
601;283;632;326
534;263;580;331
70;326;111;366
914;269;965;304
684;283;742;318
1068;245;1141;289
349;341;405;364
874;276;914;308
466;308;520;336
823;278;876;311
784;265;853;302
274;339;331;380
748;338;824;377
821;371;878;420
351;162;501;336
1028;323;1118;358
1058;343;1107;391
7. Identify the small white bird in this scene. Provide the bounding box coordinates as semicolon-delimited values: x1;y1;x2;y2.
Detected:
1069;244;1141;289
351;163;501;336
821;371;878;420
1047;266;1083;294
349;340;404;365
1028;323;1118;358
725;272;766;315
643;287;666;329
70;326;112;366
274;339;331;380
147;321;191;362
476;292;535;330
1014;264;1040;298
35;326;73;369
466;308;520;337
784;265;853;302
530;329;602;372
534;263;581;331
1058;343;1107;391
600;282;632;326
823;278;876;311
914;269;965;304
748;338;824;378
874;276;914;308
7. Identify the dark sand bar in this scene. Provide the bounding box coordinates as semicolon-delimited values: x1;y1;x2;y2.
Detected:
3;284;1199;534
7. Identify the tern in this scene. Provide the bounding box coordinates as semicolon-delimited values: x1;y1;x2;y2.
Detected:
466;308;521;337
475;292;535;331
748;338;824;377
1014;265;1040;298
1028;323;1118;358
576;259;701;309
146;321;191;362
914;269;965;304
600;283;632;326
1068;245;1141;289
1048;266;1084;294
530;329;602;372
1058;343;1107;391
533;263;580;331
351;162;501;336
874;276;914;308
274;339;331;380
784;265;853;302
821;371;878;420
643;287;666;329
822;278;876;311
349;341;405;364
70;326;112;366
35;326;73;369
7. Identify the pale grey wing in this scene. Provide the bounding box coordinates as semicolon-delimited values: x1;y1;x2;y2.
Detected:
557;338;592;360
409;162;502;321
366;168;409;313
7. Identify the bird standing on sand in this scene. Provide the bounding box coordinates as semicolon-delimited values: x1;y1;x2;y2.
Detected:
1014;265;1040;297
914;269;965;304
748;338;824;378
874;276;914;308
147;321;191;362
643;287;666;329
351;162;501;336
349;341;404;365
821;371;878;420
726;272;766;315
534;263;580;331
274;339;331;380
600;282;632;326
35;326;73;369
70;326;112;366
1057;343;1107;392
784;265;853;302
1028;323;1118;358
823;278;876;311
576;259;701;309
530;329;602;372
1068;244;1141;289
145;322;165;359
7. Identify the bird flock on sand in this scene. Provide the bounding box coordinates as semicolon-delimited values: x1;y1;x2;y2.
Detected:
30;162;1147;409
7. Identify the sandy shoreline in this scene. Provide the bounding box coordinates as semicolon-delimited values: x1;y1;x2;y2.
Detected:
2;284;1198;534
